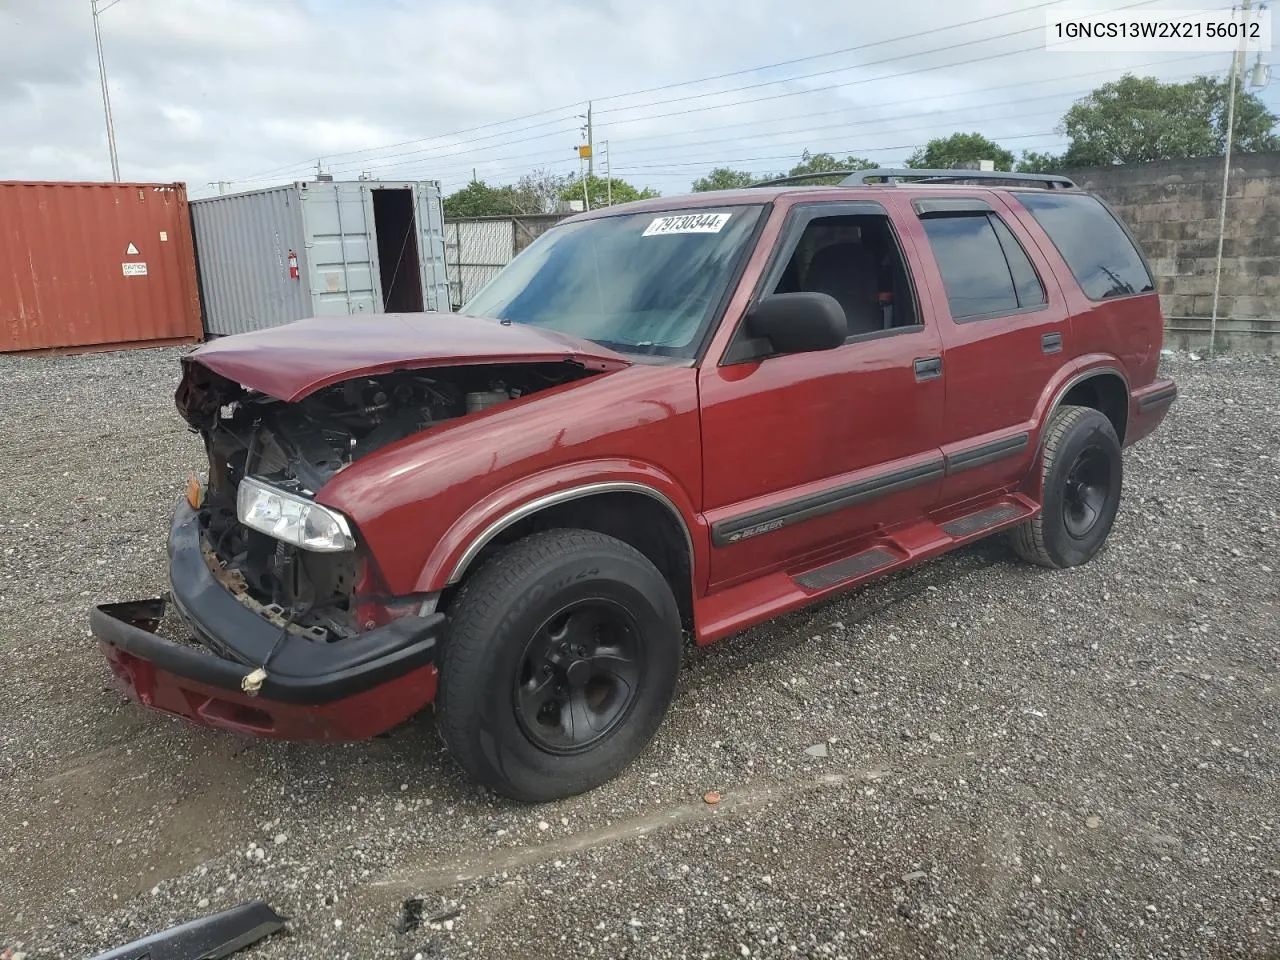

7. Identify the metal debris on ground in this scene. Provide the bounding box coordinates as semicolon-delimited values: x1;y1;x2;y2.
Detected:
394;898;425;934
85;900;287;960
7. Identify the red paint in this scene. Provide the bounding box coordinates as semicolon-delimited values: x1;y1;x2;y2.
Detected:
319;364;704;597
698;326;945;588
238;183;1173;638
186;311;630;403
101;641;437;741
0;181;203;352
130;180;1175;740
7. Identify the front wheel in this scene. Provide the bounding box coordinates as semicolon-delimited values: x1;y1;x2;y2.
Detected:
436;529;682;802
1010;405;1123;569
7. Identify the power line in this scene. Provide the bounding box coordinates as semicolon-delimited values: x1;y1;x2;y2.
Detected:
236;115;583;182
342;50;1222;182
602;51;1221;149
367;104;1072;183
232;0;1081;182
321;22;1068;179
233;0;1219;188
346;0;1197;183
588;0;1072;106
607;131;1062;173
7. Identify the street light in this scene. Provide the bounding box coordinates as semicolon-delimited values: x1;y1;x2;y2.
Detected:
90;0;125;181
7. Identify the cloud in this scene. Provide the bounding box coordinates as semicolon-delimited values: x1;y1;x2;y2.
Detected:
0;0;1257;197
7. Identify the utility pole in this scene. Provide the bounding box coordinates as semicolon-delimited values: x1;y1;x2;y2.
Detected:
603;140;612;206
90;0;120;181
586;101;594;177
1208;0;1252;358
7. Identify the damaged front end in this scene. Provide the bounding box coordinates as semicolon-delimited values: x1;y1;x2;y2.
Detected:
92;353;597;740
175;358;589;639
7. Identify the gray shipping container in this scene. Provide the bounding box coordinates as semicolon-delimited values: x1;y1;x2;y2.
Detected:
190;179;450;336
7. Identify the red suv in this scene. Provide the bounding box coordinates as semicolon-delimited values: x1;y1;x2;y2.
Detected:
93;169;1177;801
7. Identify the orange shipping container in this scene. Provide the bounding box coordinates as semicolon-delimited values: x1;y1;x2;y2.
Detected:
0;181;203;353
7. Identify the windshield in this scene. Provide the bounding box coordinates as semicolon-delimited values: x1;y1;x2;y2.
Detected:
460;205;764;360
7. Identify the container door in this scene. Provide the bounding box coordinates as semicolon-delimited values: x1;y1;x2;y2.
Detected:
298;181;380;315
414;182;451;312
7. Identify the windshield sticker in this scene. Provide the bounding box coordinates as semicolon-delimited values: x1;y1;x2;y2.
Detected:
642;213;732;237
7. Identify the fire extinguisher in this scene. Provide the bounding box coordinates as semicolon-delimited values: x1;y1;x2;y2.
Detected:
287;249;299;280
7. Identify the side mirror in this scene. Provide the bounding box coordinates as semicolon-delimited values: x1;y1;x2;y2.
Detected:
745;292;847;355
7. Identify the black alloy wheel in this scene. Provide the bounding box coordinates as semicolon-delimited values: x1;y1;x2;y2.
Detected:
436;528;683;802
1009;404;1124;569
1061;446;1113;539
513;600;642;754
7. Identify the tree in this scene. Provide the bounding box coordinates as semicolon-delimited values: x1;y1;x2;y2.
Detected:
1060;74;1280;167
905;133;1015;171
692;167;757;192
515;167;577;213
559;174;659;209
1016;150;1065;174
783;150;875;184
442;178;528;218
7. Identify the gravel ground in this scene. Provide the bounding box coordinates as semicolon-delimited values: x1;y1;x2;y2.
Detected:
0;346;1275;960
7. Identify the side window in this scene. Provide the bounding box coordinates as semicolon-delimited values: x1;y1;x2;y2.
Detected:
989;216;1046;308
920;215;1020;320
769;213;919;336
1014;191;1154;301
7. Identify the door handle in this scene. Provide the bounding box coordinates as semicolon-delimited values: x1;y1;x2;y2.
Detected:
914;356;942;381
1041;331;1063;354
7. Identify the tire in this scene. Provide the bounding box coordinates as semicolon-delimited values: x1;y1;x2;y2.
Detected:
1009;405;1123;569
436;529;682;802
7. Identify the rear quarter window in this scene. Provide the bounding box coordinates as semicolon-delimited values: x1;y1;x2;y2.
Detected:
1014;192;1154;302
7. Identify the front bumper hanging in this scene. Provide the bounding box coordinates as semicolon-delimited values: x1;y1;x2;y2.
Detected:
90;501;445;741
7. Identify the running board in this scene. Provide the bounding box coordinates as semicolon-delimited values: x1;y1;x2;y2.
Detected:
696;496;1037;644
790;498;1035;595
939;501;1027;538
794;546;899;591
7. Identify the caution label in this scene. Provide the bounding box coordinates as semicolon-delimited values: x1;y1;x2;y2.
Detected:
122;262;148;277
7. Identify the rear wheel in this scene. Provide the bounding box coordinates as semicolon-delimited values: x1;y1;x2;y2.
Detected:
1010;405;1123;568
436;529;682;801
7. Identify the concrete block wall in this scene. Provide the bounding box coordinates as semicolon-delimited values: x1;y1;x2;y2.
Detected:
1065;153;1280;327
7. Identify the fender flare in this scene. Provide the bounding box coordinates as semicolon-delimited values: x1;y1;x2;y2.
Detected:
1035;358;1129;448
412;460;705;594
1020;358;1129;500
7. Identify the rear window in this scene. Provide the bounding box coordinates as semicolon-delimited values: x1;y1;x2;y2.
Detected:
1015;192;1154;301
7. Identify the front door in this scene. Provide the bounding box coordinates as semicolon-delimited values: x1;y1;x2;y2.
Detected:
699;200;946;590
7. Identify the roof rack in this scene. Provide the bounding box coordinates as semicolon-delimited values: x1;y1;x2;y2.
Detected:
841;168;1076;189
749;170;870;187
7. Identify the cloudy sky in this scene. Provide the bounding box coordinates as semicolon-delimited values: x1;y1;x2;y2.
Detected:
3;0;1275;199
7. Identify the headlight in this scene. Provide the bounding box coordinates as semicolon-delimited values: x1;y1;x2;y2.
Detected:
236;476;356;553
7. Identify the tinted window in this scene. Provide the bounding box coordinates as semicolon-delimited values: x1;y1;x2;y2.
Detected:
921;215;1019;319
989;215;1046;308
1015;192;1154;301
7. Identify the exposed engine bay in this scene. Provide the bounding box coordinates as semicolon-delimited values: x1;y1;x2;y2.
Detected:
175;361;595;642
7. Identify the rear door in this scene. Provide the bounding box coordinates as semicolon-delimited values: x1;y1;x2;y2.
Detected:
698;199;946;589
901;193;1072;507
